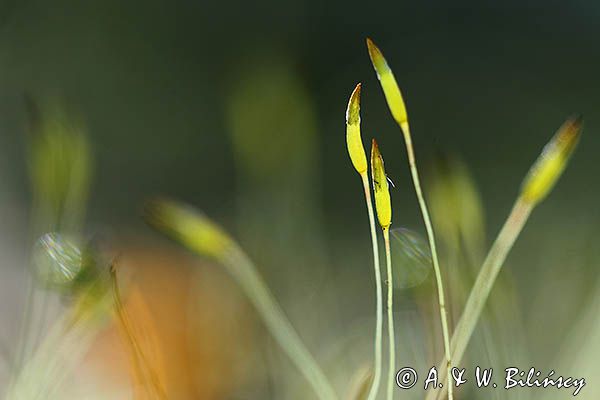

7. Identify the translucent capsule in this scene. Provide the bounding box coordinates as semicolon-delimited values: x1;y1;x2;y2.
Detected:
389;228;432;289
33;232;82;289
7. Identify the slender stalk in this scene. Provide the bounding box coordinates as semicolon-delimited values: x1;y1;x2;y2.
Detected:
452;198;532;370
382;227;395;400
426;116;582;400
346;83;383;400
224;245;338;400
401;122;453;400
427;198;533;400
361;173;384;400
370;139;395;400
145;200;339;400
14;277;35;373
7;285;109;400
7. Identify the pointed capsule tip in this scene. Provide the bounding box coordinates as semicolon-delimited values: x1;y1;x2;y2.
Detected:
346;83;362;125
371;138;383;161
366;37;386;70
557;114;584;148
366;37;376;53
567;114;584;133
366;37;377;55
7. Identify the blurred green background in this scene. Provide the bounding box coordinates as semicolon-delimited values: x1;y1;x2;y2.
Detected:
0;1;599;398
0;0;597;223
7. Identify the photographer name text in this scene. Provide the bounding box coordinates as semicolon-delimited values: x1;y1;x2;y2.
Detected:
395;366;585;396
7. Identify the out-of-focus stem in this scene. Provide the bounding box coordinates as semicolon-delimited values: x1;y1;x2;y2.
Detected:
14;275;36;374
382;227;395;400
144;200;338;400
360;173;384;400
428;198;533;400
223;245;338;400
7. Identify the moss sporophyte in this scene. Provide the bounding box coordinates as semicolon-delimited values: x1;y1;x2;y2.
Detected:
428;116;583;400
370;139;396;400
141;40;582;400
367;37;454;400
346;83;384;400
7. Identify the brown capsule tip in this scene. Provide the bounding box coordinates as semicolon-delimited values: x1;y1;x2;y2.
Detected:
346;83;362;125
371;138;379;152
366;37;387;72
366;37;377;56
555;114;583;155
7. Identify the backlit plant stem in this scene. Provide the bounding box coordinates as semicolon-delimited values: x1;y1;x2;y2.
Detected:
361;173;384;400
429;116;582;400
429;198;532;400
224;245;338;400
452;198;531;369
145;200;338;400
370;139;394;400
346;83;383;400
382;227;395;400
403;122;454;400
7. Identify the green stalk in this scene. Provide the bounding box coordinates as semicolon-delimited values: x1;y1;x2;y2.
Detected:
451;198;531;370
402;123;454;400
383;227;395;400
427;199;532;400
361;173;384;400
14;277;35;372
145;200;338;400
224;245;338;400
346;83;383;400
428;116;582;400
370;140;395;400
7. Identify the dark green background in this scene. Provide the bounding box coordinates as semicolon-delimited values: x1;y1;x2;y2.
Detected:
0;0;597;222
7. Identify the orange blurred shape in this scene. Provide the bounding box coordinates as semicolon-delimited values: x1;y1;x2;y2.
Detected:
81;239;257;400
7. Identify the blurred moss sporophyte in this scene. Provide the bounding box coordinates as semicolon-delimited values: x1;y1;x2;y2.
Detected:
428;115;583;400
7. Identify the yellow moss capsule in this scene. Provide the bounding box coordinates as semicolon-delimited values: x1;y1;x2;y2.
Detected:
521;115;583;205
346;83;368;174
144;199;233;259
366;38;409;129
371;139;392;229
